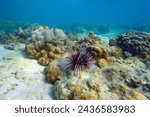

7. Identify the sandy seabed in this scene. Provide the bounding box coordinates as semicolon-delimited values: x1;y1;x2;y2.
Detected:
0;45;54;100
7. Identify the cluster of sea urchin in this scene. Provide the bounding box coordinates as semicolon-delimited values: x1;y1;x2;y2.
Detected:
66;50;94;74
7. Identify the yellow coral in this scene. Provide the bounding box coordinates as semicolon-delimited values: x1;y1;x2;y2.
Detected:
26;42;63;66
46;69;60;84
54;48;63;54
87;47;103;59
97;58;108;68
41;49;48;57
81;95;95;100
38;57;51;66
102;50;109;60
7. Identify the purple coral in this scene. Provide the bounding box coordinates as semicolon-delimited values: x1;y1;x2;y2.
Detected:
65;50;94;74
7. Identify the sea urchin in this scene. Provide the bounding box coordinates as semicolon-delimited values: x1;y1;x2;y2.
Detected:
65;50;94;74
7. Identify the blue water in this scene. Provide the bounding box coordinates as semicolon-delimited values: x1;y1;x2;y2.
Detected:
0;0;150;27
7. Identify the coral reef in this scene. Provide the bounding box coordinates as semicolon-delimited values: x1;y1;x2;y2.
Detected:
26;26;67;60
1;23;150;100
54;57;149;100
116;31;150;59
51;32;149;100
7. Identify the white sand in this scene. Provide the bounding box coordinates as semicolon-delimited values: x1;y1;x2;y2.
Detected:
0;45;54;100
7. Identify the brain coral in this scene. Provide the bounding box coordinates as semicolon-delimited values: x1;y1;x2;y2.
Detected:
116;31;150;59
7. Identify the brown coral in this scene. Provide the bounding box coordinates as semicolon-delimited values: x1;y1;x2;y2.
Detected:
46;69;60;84
38;57;51;66
102;50;109;60
97;59;109;68
86;47;103;60
86;46;110;67
26;43;37;58
26;42;63;66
